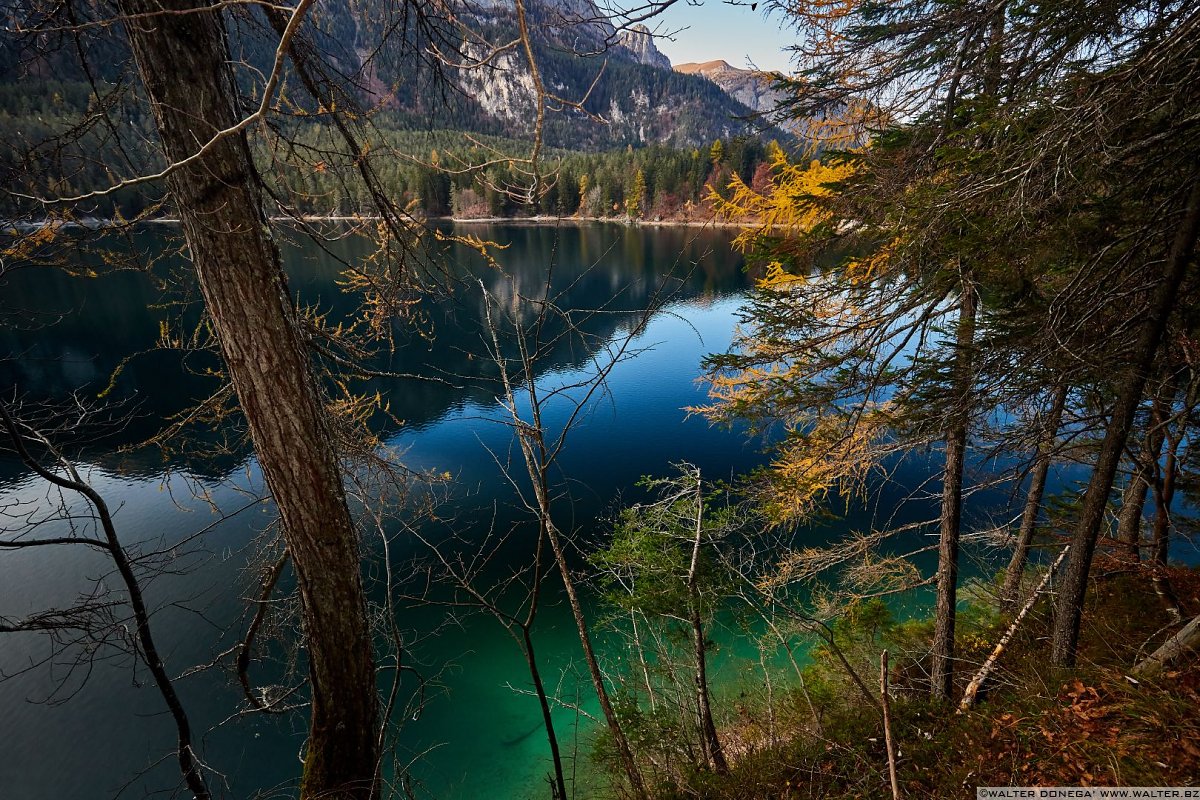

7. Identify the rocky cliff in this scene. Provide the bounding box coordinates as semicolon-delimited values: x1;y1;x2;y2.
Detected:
615;24;672;69
674;60;788;122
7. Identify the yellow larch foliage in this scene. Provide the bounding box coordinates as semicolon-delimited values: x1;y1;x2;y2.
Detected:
844;236;898;284
759;405;890;525
712;151;856;252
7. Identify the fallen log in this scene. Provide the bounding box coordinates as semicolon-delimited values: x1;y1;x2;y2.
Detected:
958;545;1070;713
1133;614;1200;677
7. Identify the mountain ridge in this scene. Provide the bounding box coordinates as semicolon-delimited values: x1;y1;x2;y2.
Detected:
673;59;788;121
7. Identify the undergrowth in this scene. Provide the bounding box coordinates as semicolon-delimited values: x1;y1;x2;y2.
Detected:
654;563;1200;799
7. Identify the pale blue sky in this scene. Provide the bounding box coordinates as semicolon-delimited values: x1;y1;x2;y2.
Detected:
646;0;797;73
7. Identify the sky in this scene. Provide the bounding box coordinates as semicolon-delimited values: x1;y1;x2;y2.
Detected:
643;0;798;73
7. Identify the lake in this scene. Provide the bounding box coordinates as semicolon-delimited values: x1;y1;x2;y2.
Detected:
0;221;998;799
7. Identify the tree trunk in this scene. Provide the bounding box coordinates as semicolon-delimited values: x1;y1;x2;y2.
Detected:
1151;423;1181;571
117;2;379;796
1150;413;1184;621
483;287;649;799
1115;474;1151;559
1133;614;1200;677
1000;383;1067;613
543;515;649;798
932;280;977;700
689;473;728;774
522;626;568;800
880;651;901;800
1051;179;1200;667
1115;388;1170;559
963;545;1070;712
690;605;727;774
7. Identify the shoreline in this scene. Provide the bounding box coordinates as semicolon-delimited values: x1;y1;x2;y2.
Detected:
4;212;754;233
436;214;752;229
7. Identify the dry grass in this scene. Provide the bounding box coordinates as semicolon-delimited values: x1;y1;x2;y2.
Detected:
665;564;1200;799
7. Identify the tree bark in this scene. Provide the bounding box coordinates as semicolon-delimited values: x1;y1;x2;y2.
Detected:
1115;474;1151;559
932;280;977;700
116;2;380;796
1051;179;1200;667
1000;383;1067;614
1115;386;1170;559
689;473;728;774
1133;614;1200;677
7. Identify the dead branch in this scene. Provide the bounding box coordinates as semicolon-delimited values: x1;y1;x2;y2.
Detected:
958;545;1070;712
0;400;212;799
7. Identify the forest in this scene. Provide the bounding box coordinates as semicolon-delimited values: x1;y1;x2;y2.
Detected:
2;0;1200;799
0;79;771;221
0;75;768;221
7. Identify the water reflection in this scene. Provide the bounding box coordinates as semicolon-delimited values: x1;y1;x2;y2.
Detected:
0;222;757;800
1;222;749;473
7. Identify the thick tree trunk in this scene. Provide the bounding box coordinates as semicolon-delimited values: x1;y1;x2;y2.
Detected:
1115;475;1151;559
932;281;977;701
1051;179;1200;667
1000;383;1067;614
117;2;379;796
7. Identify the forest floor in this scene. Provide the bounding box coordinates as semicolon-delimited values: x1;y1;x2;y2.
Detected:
686;559;1200;799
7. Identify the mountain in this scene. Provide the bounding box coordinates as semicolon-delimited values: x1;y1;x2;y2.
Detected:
365;0;765;149
674;60;789;124
615;24;672;70
0;0;781;215
675;60;866;146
